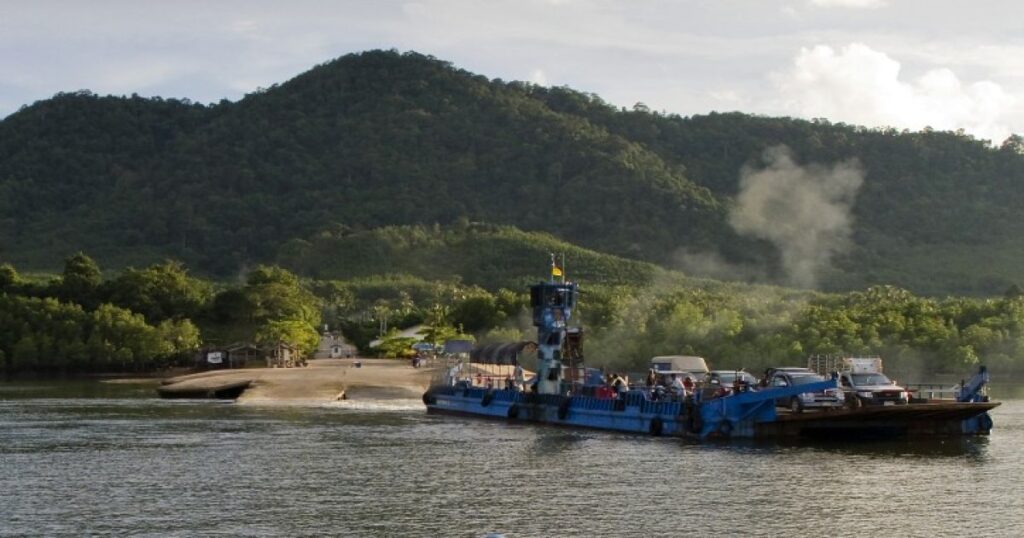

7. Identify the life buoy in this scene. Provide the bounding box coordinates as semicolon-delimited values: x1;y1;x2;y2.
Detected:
507;404;520;419
481;390;495;407
558;397;571;420
649;417;664;436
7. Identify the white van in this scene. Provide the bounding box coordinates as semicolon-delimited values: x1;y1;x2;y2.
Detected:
649;355;709;380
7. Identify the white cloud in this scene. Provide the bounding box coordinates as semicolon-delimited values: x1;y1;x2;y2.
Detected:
1;0;1023;136
773;43;1016;142
808;0;886;8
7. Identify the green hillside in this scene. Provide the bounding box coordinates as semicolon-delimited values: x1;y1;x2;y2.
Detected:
277;222;660;290
3;49;1024;295
0;50;732;276
529;90;1024;295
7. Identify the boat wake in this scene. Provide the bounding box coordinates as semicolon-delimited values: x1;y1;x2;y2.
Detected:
236;397;424;411
334;398;426;411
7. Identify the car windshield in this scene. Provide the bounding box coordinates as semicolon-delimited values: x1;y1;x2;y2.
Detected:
791;374;826;385
851;373;891;385
715;372;756;384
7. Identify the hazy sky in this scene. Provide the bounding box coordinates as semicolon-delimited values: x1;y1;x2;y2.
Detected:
3;0;1023;142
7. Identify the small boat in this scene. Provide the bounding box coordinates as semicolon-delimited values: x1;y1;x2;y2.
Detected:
423;266;998;440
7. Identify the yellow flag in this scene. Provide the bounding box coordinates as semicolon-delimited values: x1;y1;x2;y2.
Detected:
552;265;563;277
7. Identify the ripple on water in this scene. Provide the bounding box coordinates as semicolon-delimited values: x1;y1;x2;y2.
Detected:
1;390;1022;537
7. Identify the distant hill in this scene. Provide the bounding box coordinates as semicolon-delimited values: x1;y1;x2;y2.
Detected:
2;49;1024;295
277;222;661;290
0;50;731;275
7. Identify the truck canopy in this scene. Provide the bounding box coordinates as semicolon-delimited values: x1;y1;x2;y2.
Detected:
843;357;882;374
650;355;709;374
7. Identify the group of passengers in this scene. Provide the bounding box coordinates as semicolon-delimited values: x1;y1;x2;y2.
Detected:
499;364;527;392
589;370;700;401
592;372;630;399
646;370;695;401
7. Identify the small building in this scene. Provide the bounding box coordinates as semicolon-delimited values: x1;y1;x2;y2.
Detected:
196;343;261;370
195;342;307;370
266;341;304;368
315;331;357;359
226;343;262;367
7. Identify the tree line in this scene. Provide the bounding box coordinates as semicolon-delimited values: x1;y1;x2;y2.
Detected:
4;249;1024;378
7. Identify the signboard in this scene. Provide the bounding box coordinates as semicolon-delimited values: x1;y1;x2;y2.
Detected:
207;351;225;365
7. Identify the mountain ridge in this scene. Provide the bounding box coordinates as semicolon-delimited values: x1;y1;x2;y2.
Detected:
3;49;1024;296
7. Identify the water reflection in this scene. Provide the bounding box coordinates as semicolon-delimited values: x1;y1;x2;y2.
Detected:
740;436;992;460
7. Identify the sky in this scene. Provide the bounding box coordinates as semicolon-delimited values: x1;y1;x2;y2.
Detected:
3;0;1023;143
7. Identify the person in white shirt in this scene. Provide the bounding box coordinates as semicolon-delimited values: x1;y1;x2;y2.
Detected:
670;373;687;398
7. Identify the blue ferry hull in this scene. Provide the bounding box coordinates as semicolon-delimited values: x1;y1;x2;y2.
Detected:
423;386;997;439
425;386;698;437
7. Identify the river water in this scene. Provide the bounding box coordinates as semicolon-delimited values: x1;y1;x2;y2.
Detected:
1;381;1022;537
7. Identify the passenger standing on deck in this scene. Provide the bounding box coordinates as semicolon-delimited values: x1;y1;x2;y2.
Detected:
514;364;525;391
670;374;687;399
613;373;628;397
646;369;657;388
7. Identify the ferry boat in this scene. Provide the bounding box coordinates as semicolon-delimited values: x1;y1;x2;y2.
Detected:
422;268;999;440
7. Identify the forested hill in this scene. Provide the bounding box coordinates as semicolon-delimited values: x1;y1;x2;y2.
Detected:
2;49;1024;296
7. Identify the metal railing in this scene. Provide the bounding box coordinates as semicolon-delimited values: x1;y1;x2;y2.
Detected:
903;383;959;400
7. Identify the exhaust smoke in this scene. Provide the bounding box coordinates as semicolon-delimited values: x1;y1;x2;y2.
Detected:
729;145;864;289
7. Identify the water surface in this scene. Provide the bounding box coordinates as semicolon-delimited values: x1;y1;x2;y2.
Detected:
1;382;1021;537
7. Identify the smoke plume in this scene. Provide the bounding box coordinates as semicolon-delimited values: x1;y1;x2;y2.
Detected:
671;248;767;284
729;146;864;289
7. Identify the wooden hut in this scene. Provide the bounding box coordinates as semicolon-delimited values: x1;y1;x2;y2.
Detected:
266;341;304;368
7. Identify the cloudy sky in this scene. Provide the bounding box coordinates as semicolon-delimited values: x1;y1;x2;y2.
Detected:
3;0;1023;142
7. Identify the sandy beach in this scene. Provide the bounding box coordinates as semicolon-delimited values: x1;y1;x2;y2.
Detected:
157;358;438;402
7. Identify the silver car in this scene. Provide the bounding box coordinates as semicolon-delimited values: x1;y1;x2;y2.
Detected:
770;371;843;413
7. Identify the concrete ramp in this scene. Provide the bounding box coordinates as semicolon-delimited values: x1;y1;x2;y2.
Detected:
157;378;253;399
155;358;436;403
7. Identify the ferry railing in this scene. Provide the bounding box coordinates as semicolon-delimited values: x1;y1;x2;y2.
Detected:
903;383;959;400
807;354;883;375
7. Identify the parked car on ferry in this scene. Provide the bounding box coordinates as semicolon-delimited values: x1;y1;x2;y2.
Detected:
706;370;759;395
839;371;908;407
769;370;843;413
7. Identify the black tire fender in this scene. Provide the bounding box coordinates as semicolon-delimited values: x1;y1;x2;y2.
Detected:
687;409;702;434
507;404;520;419
422;392;436;406
481;389;495;407
649;417;664;436
718;420;733;437
557;397;571;420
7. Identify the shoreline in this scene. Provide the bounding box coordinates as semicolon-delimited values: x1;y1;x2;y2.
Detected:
155;358;437;402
